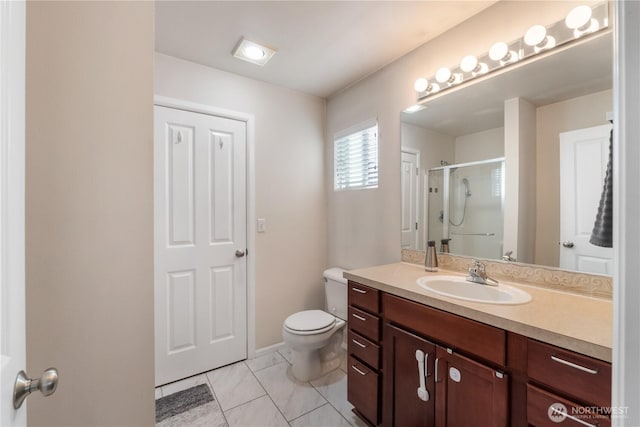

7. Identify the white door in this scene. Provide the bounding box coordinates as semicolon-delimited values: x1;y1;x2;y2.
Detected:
559;124;613;274
1;1;26;425
154;106;247;386
401;150;419;249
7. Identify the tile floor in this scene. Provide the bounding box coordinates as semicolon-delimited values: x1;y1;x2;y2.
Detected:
156;347;368;427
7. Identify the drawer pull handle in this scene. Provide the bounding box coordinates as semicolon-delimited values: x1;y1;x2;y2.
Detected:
551;355;599;375
352;339;367;348
352;313;367;321
549;405;598;427
351;287;368;294
351;365;368;376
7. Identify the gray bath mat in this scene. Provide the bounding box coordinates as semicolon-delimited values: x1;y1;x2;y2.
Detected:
155;384;214;422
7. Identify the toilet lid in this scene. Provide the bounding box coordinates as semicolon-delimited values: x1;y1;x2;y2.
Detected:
284;310;336;332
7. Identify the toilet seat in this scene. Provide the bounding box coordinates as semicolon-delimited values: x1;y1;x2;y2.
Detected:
284;310;336;335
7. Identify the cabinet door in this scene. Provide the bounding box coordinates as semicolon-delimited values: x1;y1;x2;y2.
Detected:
383;324;436;427
435;346;508;427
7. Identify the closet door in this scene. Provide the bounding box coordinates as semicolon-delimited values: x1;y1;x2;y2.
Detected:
154;105;247;386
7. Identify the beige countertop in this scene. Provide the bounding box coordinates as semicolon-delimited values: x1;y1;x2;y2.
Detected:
344;262;612;362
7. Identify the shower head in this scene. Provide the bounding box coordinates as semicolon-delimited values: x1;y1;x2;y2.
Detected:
462;178;471;197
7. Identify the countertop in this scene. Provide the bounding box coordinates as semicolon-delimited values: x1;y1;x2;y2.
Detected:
344;262;612;362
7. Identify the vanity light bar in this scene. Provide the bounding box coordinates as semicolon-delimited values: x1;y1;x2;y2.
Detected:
414;2;609;101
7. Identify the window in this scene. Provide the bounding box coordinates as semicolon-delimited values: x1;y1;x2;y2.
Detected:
334;119;378;191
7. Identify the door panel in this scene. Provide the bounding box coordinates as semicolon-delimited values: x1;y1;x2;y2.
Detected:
0;2;26;424
435;346;508;427
401;150;419;249
560;125;613;274
154;106;247;386
384;324;436;427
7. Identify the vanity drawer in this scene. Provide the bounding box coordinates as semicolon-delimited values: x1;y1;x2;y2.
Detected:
527;339;611;408
347;355;380;426
383;293;506;366
348;329;380;369
527;384;611;427
349;306;380;342
348;281;380;314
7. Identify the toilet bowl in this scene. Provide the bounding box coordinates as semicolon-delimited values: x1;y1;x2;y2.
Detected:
282;268;347;382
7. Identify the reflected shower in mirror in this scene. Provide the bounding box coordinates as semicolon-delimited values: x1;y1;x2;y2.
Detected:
427;158;505;261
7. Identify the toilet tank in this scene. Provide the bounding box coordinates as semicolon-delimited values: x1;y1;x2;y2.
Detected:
323;267;348;320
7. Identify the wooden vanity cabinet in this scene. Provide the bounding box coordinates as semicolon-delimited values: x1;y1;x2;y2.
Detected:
382;293;508;427
347;281;382;426
346;286;612;427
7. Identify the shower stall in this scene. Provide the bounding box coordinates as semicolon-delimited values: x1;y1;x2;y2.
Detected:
427;157;505;260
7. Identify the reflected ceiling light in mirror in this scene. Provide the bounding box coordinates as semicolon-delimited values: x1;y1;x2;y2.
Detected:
403;104;426;113
460;55;488;75
566;5;600;38
524;25;556;53
413;1;608;101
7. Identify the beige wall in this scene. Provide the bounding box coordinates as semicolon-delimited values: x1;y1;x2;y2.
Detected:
326;1;590;269
454;127;504;164
155;54;327;349
535;89;613;267
26;2;154;426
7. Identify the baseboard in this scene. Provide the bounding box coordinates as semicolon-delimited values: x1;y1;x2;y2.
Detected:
253;341;287;358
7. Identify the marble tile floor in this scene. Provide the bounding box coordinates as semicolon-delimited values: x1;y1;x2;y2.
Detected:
156;348;368;427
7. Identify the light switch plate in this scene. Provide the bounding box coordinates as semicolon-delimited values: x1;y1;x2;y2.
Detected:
257;218;267;233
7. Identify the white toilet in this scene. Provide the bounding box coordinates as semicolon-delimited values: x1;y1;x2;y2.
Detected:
282;267;347;382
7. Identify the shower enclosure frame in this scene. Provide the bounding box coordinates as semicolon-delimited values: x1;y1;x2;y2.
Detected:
427;157;505;256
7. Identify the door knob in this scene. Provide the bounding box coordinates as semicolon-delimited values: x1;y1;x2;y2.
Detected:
235;249;246;257
562;241;575;248
13;367;59;409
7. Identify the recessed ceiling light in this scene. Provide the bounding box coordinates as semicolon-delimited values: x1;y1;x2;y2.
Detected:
404;104;426;113
232;37;277;66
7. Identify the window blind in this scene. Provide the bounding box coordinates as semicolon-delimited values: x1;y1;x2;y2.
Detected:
334;121;378;191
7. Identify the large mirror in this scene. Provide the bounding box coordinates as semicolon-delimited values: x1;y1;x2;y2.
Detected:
400;30;613;275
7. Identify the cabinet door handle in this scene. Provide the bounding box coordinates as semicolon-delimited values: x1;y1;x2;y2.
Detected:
551;355;599;375
434;357;440;383
351;287;367;294
549;405;597;427
415;350;429;401
351;365;367;376
351;313;366;321
351;339;367;348
424;352;429;377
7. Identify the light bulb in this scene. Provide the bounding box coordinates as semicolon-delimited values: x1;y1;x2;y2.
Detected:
565;5;592;29
460;55;478;73
460;55;487;75
242;45;266;60
435;67;451;83
489;42;508;61
414;78;429;92
524;25;547;47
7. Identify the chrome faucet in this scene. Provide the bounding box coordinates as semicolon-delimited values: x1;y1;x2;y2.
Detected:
466;260;499;286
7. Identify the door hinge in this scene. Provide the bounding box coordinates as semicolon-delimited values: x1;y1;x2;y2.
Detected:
416;222;418;230
416;167;419;176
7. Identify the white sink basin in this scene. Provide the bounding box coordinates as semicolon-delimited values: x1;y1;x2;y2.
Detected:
416;275;532;305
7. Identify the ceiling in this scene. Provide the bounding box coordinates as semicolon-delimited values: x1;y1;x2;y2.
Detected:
155;1;496;98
